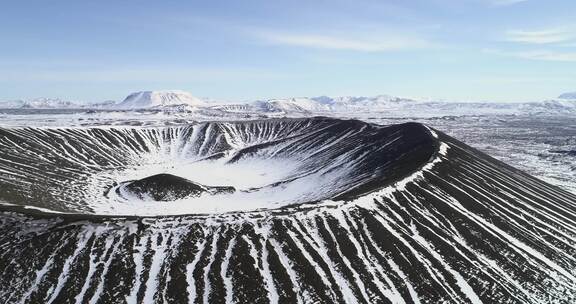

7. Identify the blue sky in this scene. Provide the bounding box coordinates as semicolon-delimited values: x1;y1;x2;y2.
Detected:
0;0;575;102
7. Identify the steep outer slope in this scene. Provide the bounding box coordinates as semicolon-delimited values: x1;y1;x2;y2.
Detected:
0;119;574;303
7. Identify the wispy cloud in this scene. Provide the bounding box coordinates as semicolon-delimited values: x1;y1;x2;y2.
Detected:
513;50;576;61
255;31;433;52
485;48;576;62
488;0;528;6
505;28;574;44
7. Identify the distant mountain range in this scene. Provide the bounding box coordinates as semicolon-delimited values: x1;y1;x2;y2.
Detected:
213;93;576;116
0;98;81;109
211;95;415;113
1;90;575;116
0;98;115;109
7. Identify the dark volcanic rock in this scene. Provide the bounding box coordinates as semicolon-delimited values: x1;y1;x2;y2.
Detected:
123;174;207;201
122;174;234;201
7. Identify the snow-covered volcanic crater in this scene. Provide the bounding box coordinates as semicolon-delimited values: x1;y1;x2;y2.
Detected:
0;118;434;216
0;117;574;303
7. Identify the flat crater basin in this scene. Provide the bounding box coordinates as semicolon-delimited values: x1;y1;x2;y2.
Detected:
0;117;436;216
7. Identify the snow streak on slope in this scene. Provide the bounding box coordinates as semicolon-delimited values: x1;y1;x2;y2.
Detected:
0;118;574;303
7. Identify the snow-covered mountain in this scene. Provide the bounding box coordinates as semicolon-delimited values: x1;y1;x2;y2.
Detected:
311;94;416;111
558;92;576;100
214;94;576;116
213;95;416;114
214;98;330;113
87;100;117;109
0;98;83;109
114;90;205;109
0;100;26;109
2;91;576;116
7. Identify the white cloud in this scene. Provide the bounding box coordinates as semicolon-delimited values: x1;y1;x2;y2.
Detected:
485;48;576;62
489;0;528;6
505;28;574;44
256;31;432;52
514;50;576;61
